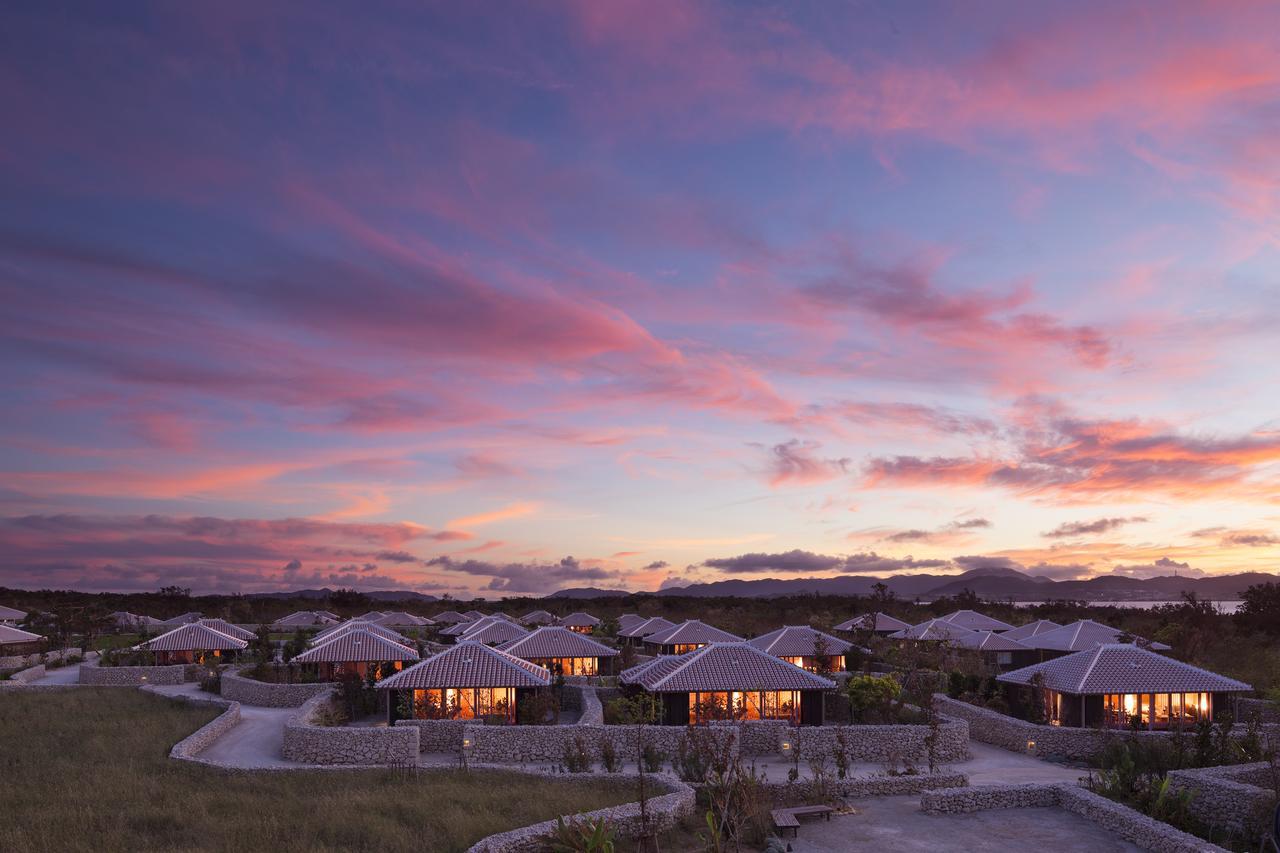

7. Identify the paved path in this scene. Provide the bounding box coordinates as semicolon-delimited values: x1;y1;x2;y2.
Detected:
29;663;82;685
150;682;298;767
788;795;1142;853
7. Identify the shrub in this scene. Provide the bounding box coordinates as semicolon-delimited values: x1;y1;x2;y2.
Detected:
846;673;901;723
641;744;666;773
600;738;622;773
199;672;222;694
563;735;593;773
518;689;560;725
674;728;732;784
550;815;615;853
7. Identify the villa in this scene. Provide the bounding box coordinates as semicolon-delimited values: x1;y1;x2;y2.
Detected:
498;626;620;676
834;612;910;636
453;615;529;646
643;619;744;655
463;609;488;621
951;630;1036;670
619;642;836;726
372;611;434;628
617;613;646;634
997;644;1252;729
519;609;556;626
353;611;389;622
618;616;675;645
157;612;203;628
0;604;28;625
747;625;853;673
196;618;256;641
137;622;247;664
938;610;1015;632
313;620;412;646
0;624;45;655
292;626;419;680
110;611;163;631
380;641;552;724
272;611;338;630
557;612;601;634
429;610;471;625
889;619;978;642
1001;619;1062;642
1017;619;1171;659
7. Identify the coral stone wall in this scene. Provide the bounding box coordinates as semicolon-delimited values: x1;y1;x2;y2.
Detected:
394;718;467;753
788;717;970;763
1236;697;1280;724
0;648;82;670
221;667;336;707
1167;762;1278;839
463;721;739;765
3;664;46;685
78;659;185;686
282;691;420;765
922;783;1231;853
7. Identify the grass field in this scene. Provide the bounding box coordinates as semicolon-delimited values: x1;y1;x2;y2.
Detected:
0;689;642;853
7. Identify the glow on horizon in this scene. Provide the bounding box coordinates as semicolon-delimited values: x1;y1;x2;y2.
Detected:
1;1;1279;596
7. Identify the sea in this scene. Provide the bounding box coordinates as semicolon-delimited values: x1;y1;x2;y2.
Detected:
1010;600;1245;614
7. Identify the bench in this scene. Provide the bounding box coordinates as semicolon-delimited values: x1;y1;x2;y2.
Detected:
771;805;833;837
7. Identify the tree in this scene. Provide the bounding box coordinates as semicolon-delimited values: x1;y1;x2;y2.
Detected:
157;585;191;600
846;673;901;723
1237;582;1280;636
610;694;660;852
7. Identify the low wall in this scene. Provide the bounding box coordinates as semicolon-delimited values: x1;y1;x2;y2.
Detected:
395;718;467;753
921;783;1229;853
282;691;420;765
5;664;46;685
462;721;739;765
1237;697;1280;724
0;648;82;670
465;771;695;853
767;771;967;804
1167;762;1278;840
221;667;336;707
568;684;604;726
157;691;243;763
789;717;970;764
79;659;185;686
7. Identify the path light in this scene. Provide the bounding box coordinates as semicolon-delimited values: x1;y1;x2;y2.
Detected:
1025;739;1036;755
780;735;793;754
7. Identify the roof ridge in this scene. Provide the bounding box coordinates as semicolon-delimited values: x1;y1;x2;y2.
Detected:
1073;644;1105;693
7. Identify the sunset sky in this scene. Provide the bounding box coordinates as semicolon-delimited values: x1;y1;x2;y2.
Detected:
2;2;1279;596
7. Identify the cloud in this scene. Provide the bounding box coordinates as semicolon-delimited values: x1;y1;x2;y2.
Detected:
757;439;850;487
1023;562;1092;581
446;502;539;529
951;518;992;529
701;549;949;576
1043;516;1149;538
884;529;933;543
1108;557;1204;579
642;560;669;570
424;554;621;593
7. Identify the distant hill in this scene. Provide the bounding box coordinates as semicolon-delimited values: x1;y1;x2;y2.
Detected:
547;587;633;599
245;588;438;603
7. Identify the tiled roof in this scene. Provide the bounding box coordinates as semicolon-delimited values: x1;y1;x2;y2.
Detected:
558;611;601;628
440;620;474;637
952;630;1031;652
1001;620;1062;642
293;628;419;663
273;611;338;627
459;618;529;645
353;611;387;622
0;624;43;645
158;612;203;627
430;610;471;624
373;611;434;627
463;610;488;620
939;610;1016;632
748;626;852;658
519;610;556;625
619;616;675;639
620;643;837;692
834;612;911;633
498;627;619;660
644;620;743;647
313;620;412;647
376;641;551;690
890;619;978;641
1018;619;1171;652
617;614;645;633
139;622;248;652
998;644;1251;695
0;604;27;621
316;611;339;620
197;618;256;641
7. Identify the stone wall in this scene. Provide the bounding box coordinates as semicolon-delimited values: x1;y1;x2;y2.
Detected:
5;664;46;685
160;693;243;763
464;721;739;765
922;783;1230;853
465;771;695;853
1237;697;1280;724
788;717;970;764
1167;762;1278;840
282;691;420;765
767;770;967;805
78;659;186;686
935;695;1280;763
394;718;467;753
569;684;604;726
0;648;82;670
221;667;336;707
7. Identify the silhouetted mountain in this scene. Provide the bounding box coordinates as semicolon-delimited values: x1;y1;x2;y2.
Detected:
245;588;437;602
547;587;633;599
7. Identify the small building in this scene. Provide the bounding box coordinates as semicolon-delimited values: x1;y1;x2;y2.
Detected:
1018;619;1171;660
430;610;471;625
889;619;978;642
619;616;675;645
499;626;620;676
1000;620;1062;642
374;611;434;628
620;642;835;726
950;630;1035;670
557;611;601;634
353;611;388;623
643;620;744;655
463;610;488;621
747;626;853;673
272;611;338;630
197;618;256;641
0;604;28;625
0;624;46;656
137;623;247;665
617;613;646;634
110;611;163;631
157;611;203;628
292;627;419;680
997;644;1251;729
313;620;412;647
834;612;910;636
938;610;1015;633
519;609;557;626
457;616;529;646
380;641;552;725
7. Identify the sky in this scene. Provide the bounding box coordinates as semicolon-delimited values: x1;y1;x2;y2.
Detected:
1;1;1279;597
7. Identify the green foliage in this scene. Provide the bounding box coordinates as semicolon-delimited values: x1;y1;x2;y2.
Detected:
1236;581;1280;636
562;734;593;773
550;815;615;853
641;744;667;773
599;737;622;773
845;673;901;723
517;688;560;725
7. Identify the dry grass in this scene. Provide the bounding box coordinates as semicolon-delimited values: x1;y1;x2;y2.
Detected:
0;689;641;853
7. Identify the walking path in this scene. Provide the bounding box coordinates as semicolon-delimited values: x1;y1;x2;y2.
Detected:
150;682;299;767
28;663;82;685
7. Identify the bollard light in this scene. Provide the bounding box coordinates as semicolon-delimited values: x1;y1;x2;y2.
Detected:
1025;739;1036;754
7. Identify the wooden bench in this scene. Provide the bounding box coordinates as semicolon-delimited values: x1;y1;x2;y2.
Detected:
771;805;833;837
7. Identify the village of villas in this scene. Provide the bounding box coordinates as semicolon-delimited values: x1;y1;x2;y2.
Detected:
3;587;1279;853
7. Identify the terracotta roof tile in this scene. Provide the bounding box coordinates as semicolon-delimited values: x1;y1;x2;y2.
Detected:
139;622;248;652
1000;620;1062;642
274;611;338;627
834;612;910;633
519;610;556;625
557;611;600;628
459;618;529;645
889;619;977;641
998;644;1251;694
377;641;551;690
498;627;619;660
939;610;1015;632
644;620;743;647
747;626;852;658
619;616;675;639
430;610;471;624
293;628;419;663
0;605;27;621
1018;619;1171;652
0;624;42;645
313;620;412;646
197;618;256;641
620;643;836;692
952;630;1031;652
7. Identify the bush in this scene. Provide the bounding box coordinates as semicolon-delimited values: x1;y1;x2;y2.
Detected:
562;735;593;773
199;672;222;694
599;738;621;773
641;744;667;773
846;673;901;723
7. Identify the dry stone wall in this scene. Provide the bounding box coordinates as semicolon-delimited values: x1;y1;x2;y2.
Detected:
394;718;467;753
221;667;336;707
282;691;420;765
1167;762;1278;840
0;648;82;670
788;717;969;763
1237;697;1280;724
79;659;185;686
767;771;967;805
